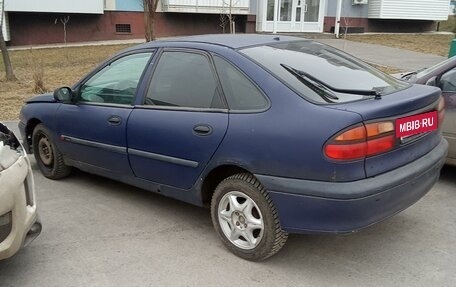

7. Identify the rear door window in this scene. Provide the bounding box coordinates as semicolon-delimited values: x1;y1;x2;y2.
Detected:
145;51;224;109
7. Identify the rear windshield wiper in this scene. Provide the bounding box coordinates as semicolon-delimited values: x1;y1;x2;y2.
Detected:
281;64;383;100
400;71;416;80
280;63;339;103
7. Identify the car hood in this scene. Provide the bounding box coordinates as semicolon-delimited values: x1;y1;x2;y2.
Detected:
26;93;55;103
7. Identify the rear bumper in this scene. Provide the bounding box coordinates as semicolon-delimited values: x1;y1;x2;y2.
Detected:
256;138;448;234
0;155;41;260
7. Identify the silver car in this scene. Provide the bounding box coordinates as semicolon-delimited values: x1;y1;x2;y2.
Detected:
396;57;456;166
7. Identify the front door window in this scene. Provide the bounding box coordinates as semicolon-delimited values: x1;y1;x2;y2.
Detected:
79;53;152;105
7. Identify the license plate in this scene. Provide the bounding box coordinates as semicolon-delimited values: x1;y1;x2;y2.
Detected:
395;111;438;138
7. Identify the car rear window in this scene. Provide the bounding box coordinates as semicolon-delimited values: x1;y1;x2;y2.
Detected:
240;41;410;104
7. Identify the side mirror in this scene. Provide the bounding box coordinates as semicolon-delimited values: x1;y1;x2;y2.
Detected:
425;76;437;87
53;87;74;103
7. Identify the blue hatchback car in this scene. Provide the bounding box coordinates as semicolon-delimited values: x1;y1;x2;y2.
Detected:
19;34;448;261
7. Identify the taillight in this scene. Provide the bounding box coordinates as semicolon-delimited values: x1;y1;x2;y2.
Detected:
437;95;445;126
324;122;395;161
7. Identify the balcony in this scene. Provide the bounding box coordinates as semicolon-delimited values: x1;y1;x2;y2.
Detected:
161;0;250;15
4;0;104;14
368;0;449;21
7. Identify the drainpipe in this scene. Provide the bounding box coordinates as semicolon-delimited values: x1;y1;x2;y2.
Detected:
335;0;343;38
273;0;279;34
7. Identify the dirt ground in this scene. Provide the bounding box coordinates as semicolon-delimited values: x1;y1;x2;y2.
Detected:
347;33;454;57
0;44;133;120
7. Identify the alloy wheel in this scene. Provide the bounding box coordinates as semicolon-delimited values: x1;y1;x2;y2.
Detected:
217;191;264;250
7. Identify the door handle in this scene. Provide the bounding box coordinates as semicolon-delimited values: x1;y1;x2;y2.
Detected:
193;125;212;136
108;116;122;125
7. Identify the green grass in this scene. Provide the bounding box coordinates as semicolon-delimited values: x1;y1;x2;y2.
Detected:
438;15;456;33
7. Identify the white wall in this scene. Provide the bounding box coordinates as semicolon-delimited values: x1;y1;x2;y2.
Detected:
326;0;368;18
104;0;117;11
1;0;9;41
1;12;8;41
4;0;104;14
368;0;449;21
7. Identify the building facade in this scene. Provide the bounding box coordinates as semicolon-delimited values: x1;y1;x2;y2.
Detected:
1;0;451;46
257;0;450;34
3;0;255;46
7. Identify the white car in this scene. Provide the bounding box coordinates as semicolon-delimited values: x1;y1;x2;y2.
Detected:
0;123;41;260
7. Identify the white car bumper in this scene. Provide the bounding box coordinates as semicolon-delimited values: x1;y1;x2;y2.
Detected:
0;145;41;260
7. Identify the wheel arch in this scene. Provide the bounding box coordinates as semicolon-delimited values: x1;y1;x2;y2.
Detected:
25;118;42;153
200;164;254;207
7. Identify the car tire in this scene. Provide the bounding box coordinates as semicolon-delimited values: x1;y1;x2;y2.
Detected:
211;173;288;261
32;124;71;179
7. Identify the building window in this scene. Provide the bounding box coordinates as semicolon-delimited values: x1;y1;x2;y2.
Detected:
267;0;275;21
280;0;292;21
116;24;132;34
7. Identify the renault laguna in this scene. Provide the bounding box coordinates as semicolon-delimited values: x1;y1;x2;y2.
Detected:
19;35;447;261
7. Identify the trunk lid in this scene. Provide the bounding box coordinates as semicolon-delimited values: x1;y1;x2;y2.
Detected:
327;84;442;177
328;85;440;121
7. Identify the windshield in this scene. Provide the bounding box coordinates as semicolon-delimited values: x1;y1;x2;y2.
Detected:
240;41;410;104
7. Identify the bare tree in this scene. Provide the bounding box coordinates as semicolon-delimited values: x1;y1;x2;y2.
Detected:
55;16;70;44
0;0;16;81
341;16;352;51
141;0;159;41
220;0;240;34
340;2;364;51
220;13;229;33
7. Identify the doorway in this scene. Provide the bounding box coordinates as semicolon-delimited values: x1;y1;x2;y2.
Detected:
264;0;325;32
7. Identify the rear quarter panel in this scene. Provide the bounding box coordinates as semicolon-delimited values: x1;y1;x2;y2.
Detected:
204;47;367;182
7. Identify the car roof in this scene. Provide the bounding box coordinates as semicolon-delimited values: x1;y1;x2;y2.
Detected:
134;34;304;50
